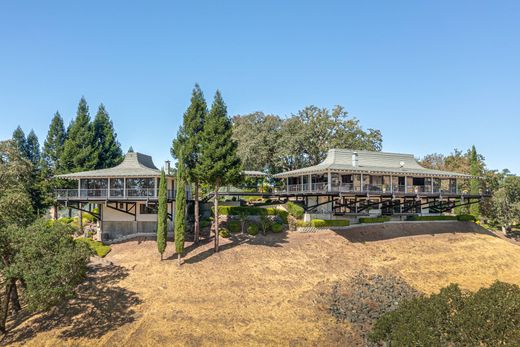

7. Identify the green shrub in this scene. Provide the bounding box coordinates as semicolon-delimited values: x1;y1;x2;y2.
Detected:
228;220;241;233
271;223;284;233
311;219;350;227
58;217;75;224
247;224;259;236
296;220;312;228
200;219;210;228
275;210;289;224
370;281;520;346
406;215;458;221
359;216;390;223
219;228;230;238
75;237;111;257
287;201;305;219
457;214;476;222
217;206;280;216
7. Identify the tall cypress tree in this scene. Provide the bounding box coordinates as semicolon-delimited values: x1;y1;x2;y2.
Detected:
199;90;242;252
12;126;28;158
174;155;186;265
469;145;480;217
171;84;207;243
26;130;41;166
157;170;168;260
42;111;67;171
93;104;123;169
61;97;98;172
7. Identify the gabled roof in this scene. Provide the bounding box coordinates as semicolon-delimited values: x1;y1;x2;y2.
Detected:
273;149;474;179
55;152;165;179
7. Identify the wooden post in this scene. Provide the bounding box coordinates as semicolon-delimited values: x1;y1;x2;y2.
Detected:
123;178;127;198
360;173;364;192
79;208;84;236
327;170;332;192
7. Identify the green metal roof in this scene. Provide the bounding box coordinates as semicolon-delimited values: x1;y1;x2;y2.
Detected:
273;149;474;179
55;152;165;179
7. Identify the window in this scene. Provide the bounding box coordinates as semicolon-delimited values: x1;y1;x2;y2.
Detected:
139;203;158;214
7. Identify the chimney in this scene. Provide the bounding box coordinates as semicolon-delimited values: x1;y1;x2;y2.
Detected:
352;152;359;167
165;160;171;174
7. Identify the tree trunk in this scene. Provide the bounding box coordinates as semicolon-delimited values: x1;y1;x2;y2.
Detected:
177;253;181;266
9;280;20;314
194;181;200;243
214;181;220;253
0;281;13;333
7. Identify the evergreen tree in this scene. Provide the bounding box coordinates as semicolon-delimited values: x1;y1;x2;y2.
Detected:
199;90;242;252
174;155;186;265
93;104;123;169
128;146;134;153
156;170;168;260
26;130;41;165
470;145;480;217
12;126;28;158
42;111;67;171
61;97;98;172
171;84;207;243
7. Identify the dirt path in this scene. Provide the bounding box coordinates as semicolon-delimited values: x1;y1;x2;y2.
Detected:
6;222;520;346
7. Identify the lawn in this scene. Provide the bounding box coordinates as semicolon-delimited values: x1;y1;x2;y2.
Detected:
5;222;520;346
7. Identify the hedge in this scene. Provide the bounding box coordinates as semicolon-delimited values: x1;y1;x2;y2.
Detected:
310;219;350;228
456;214;477;222
217;206;288;223
247;224;259;236
287;201;305;219
359;217;390;224
76;237;111;257
271;223;284;233
228;220;241;233
406;215;458;221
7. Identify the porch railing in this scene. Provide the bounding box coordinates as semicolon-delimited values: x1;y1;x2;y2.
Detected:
277;184;458;194
55;189;175;199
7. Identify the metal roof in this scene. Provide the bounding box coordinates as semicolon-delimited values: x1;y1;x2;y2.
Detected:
55;152;165;179
273;149;474;179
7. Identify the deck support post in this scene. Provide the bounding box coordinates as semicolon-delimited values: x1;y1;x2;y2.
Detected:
108;178;111;198
404;176;408;194
327;170;332;192
308;174;312;192
286;177;289;193
77;180;81;198
123;178;127;198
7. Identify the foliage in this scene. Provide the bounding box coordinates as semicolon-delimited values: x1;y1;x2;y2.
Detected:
370;281;520;346
486;175;520;231
296;220;312;228
26;130;41;165
218;206;281;216
75;237;111;257
247;223;259;236
42;111;67;171
456;214;477;221
156;171;168;259
232;106;382;173
219;228;230;238
286;201;305;219
358;216;390;223
92;103;123;169
259;214;271;235
174;158;186;257
271;223;284;233
469;145;480;216
406;215;458;221
200;219;211;228
228;220;241;233
310;219;350;227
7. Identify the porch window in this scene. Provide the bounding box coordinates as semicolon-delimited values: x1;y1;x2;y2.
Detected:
126;178;155;197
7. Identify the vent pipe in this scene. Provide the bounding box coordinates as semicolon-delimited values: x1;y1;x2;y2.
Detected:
352;152;359;167
165;160;171;174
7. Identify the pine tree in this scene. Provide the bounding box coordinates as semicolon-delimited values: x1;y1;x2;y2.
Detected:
26;130;41;165
93;104;123;169
171;84;207;243
61;97;98;172
199;90;242;252
174;156;186;265
156;170;168;260
12;126;28;158
42;111;67;171
470;145;480;217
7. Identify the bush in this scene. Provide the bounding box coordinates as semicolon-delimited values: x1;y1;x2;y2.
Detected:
228;220;241;233
271;223;284;233
457;214;476;222
370;281;520;346
287;201;305;219
296;220;312;228
200;219;211;228
359;216;390;224
247;223;259;236
406;215;458;221
217;206;283;217
75;237;111;257
311;219;350;227
219;228;230;238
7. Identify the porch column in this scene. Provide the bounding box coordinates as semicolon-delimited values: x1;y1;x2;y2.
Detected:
77;180;81;198
308;174;312;191
327;170;332;192
360;173;364;192
123;178;127;198
301;175;304;192
431;176;434;193
108;178;111;198
155;177;158;197
286;177;289;193
404;176;408;193
390;174;393;193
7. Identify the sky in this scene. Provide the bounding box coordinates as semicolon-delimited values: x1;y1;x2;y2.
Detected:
0;1;519;173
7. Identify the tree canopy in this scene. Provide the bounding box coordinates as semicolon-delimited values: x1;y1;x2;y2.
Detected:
42;111;67;171
93;103;123;169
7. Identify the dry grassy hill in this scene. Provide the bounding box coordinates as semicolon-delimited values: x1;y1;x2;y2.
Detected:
5;222;520;346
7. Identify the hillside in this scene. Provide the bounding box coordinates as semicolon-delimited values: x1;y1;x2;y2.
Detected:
5;222;520;346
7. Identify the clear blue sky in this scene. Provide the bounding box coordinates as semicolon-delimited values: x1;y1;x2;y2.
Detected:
1;1;518;173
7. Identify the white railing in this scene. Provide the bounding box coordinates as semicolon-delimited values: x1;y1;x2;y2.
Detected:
55;189;174;199
276;184;458;194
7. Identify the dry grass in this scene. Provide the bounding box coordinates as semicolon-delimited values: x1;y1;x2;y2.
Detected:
5;222;520;346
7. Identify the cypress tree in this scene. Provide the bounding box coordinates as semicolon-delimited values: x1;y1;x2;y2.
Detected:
199;90;242;252
42;111;67;171
12;126;28;158
157;170;168;260
174;155;186;265
61;97;98;172
469;145;480;217
93;104;123;169
26;130;41;166
171;84;207;243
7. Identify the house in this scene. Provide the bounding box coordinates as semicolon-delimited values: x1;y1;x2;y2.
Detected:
272;149;483;219
55;150;177;241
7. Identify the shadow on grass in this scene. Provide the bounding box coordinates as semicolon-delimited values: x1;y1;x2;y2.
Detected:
4;262;142;344
333;221;498;243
